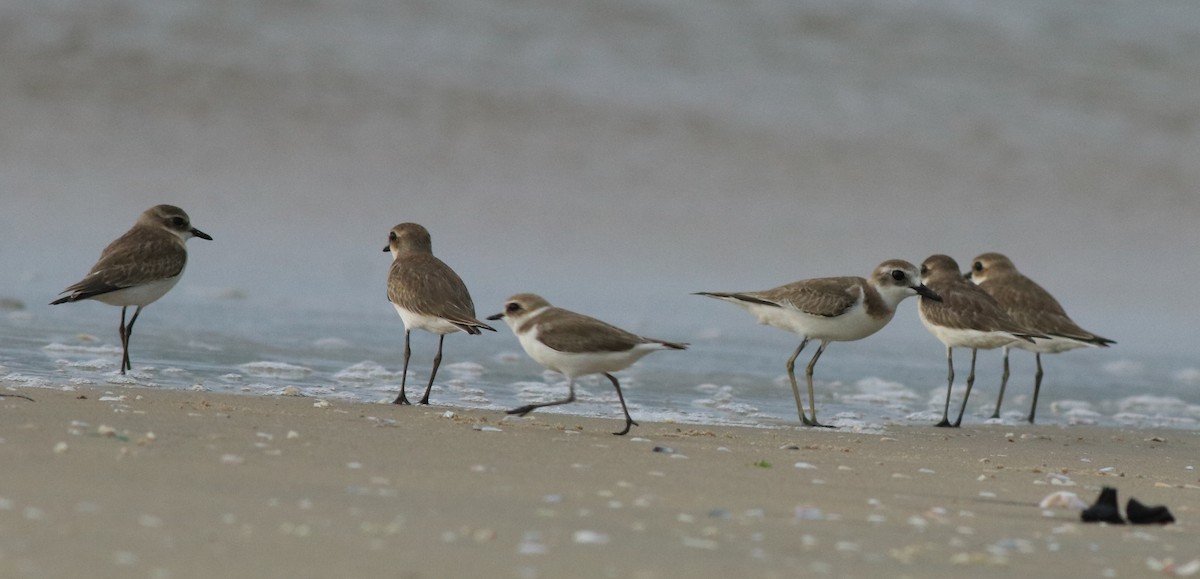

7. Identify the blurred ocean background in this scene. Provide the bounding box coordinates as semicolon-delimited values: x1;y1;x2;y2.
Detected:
1;0;1198;429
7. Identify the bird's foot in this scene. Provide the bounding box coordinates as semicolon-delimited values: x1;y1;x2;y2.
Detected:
612;419;639;436
800;416;835;429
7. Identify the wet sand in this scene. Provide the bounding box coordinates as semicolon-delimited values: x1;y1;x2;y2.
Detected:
1;386;1196;579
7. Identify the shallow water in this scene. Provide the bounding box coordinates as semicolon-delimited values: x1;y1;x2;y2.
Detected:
3;295;1197;431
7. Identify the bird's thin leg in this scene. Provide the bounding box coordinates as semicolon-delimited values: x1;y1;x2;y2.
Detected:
1028;353;1044;424
804;341;833;428
603;373;638;436
117;306;129;375
785;338;813;426
393;330;413;405
508;379;577;417
952;348;978;427
991;346;1010;419
123;306;142;373
418;335;444;405
936;347;955;427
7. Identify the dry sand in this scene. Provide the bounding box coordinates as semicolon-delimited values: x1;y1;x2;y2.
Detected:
1;386;1196;579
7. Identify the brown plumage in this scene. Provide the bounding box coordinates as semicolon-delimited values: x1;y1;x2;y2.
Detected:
919;257;1040;339
51;205;211;374
697;259;939;428
387;252;490;335
967;252;1114;423
384;223;494;405
918;254;1043;427
711;276;869;318
488;293;687;435
969;253;1112;346
514;303;687;354
53;228;189;303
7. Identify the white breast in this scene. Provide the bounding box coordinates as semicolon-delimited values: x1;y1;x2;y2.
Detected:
93;275;183;307
919;312;1018;350
392;303;465;335
743;299;892;343
516;328;661;378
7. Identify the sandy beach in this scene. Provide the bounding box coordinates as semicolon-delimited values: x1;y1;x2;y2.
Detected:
1;386;1195;579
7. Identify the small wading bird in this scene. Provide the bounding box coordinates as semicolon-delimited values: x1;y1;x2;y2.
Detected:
696;260;940;428
52;205;211;374
917;254;1043;427
384;223;494;405
488;293;687;435
966;253;1114;423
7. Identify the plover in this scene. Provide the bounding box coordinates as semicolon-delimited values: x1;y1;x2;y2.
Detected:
487;293;687;435
51;205;212;374
966;252;1114;423
918;254;1041;427
696;260;940;427
385;223;494;405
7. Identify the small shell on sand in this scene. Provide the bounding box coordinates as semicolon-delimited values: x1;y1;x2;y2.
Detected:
1146;558;1200;576
682;536;719;550
573;530;610;545
794;506;824;520
1039;491;1088;510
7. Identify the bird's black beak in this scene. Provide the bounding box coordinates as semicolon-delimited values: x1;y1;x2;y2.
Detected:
382;245;391;253
192;228;213;241
486;313;504;321
963;271;973;280
915;284;942;302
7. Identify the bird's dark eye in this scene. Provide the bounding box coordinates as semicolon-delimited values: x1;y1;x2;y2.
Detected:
171;217;185;227
920;265;929;275
890;269;905;281
505;302;521;313
973;262;983;272
388;231;397;241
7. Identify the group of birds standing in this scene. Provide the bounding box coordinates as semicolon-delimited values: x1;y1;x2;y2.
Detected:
53;205;1113;435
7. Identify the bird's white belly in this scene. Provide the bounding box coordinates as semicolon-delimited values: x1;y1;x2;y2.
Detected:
920;317;1016;350
393;304;463;335
746;302;889;342
518;332;652;378
1012;335;1090;355
93;275;182;307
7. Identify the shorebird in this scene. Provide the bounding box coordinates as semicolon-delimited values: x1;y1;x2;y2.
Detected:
696;260;940;427
51;205;212;374
385;223;494;405
918;254;1042;427
966;253;1114;423
487;293;687;435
